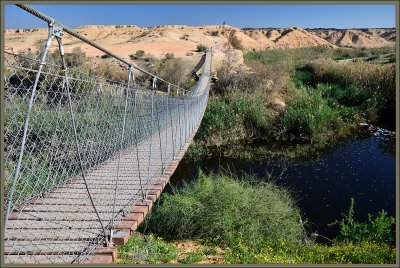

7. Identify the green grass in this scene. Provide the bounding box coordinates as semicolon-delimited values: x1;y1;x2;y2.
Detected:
116;233;178;264
224;240;396;264
245;47;337;69
194;91;271;148
296;60;395;125
224;197;396;264
179;251;205;264
268;86;347;145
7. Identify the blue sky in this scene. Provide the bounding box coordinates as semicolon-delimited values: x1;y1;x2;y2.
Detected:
4;4;396;29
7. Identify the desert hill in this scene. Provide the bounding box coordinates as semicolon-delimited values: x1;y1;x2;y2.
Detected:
5;25;395;70
308;28;395;47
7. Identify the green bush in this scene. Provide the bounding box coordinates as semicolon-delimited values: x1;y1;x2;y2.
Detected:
268;87;346;145
51;47;87;68
197;91;270;145
297;59;395;124
196;44;207;53
144;172;305;247
135;50;145;58
165;53;174;59
330;198;395;244
229;35;243;50
130;50;145;60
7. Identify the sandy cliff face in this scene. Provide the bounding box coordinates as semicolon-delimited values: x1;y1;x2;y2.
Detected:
309;28;395;47
5;25;395;71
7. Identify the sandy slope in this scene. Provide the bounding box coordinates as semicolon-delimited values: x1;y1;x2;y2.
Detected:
309;28;395;47
5;25;395;71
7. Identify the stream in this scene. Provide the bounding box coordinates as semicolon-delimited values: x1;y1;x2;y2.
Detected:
170;124;396;239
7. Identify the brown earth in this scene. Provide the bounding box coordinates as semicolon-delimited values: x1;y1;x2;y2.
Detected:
172;240;225;264
309;28;395;47
5;25;395;71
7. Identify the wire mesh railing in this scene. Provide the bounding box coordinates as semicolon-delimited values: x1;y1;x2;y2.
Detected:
4;4;211;264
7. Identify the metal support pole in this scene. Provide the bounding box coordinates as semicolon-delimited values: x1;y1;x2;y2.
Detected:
56;34;110;246
178;101;182;149
145;93;155;201
168;97;175;159
133;91;145;201
110;66;132;244
155;95;164;173
5;25;55;227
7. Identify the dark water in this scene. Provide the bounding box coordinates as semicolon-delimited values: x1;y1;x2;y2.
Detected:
170;124;396;240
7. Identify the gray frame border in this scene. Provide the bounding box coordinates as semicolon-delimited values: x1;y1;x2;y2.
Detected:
1;0;398;267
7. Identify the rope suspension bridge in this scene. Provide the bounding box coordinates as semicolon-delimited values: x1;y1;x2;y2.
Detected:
4;4;211;264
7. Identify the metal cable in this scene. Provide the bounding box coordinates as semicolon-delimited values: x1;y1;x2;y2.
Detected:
15;4;185;93
4;8;212;262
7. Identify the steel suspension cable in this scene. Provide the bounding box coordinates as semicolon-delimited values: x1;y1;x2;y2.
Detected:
15;3;185;94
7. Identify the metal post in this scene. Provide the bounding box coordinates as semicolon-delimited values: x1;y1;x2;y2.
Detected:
110;66;132;244
133;91;145;201
145;93;155;201
168;97;175;159
178;101;183;149
56;34;110;246
155;94;164;173
5;25;55;227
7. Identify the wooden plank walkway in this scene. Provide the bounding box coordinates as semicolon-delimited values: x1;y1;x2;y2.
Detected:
4;106;204;264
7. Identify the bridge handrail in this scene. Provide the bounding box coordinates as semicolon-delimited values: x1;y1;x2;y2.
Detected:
4;5;212;264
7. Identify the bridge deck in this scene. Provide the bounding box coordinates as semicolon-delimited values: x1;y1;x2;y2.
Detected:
4;113;201;264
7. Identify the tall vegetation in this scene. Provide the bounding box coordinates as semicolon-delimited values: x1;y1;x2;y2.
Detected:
188;46;396;160
128;172;396;264
143;173;305;247
330;198;395;245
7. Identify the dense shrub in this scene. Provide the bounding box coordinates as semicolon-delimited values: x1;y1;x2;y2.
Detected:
197;91;271;145
144;172;305;247
196;44;207;52
154;57;191;90
299;59;395;125
229;35;243;50
51;47;87;68
214;56;268;94
268;87;346;145
130;50;145;60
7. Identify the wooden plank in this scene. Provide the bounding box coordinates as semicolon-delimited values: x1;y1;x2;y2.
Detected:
6;220;108;230
42;192;144;200
21;204;128;213
84;254;113;264
5;229;101;241
9;211;112;221
4;117;197;264
29;198;140;206
5;254;76;264
4;241;91;254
